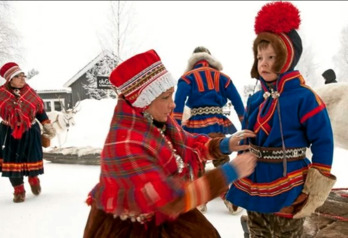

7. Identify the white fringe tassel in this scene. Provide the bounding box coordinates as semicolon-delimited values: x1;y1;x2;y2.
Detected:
132;72;176;108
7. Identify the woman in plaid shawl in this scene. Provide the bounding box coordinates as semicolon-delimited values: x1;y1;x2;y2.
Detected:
83;50;257;238
0;62;56;203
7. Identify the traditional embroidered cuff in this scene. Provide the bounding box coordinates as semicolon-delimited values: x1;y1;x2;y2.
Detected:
220;163;238;184
220;137;231;154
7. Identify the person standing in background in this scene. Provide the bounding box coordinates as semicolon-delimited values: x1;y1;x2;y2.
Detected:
322;68;338;84
0;62;56;203
173;46;246;214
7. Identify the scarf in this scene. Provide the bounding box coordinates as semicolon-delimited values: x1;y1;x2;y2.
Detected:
0;83;44;139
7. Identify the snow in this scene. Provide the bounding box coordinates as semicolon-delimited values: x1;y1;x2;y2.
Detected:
1;98;347;238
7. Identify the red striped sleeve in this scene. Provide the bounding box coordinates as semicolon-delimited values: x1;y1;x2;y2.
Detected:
300;103;325;123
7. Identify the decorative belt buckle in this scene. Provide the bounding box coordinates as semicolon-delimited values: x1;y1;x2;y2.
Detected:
292;150;299;157
249;147;262;158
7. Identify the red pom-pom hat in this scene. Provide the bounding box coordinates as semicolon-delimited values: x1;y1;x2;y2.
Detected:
254;1;300;34
251;1;303;79
109;49;176;108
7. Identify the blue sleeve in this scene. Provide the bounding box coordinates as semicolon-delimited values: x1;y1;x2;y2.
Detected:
225;80;245;117
220;137;231;154
173;78;191;125
300;91;334;168
220;162;239;183
36;110;49;123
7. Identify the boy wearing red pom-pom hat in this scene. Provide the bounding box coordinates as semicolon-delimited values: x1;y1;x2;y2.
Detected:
225;2;336;237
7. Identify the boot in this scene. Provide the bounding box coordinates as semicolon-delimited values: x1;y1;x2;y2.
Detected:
241;215;250;238
28;176;41;195
224;200;244;215
13;184;26;203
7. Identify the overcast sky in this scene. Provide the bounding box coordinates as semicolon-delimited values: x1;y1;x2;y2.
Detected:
4;1;348;92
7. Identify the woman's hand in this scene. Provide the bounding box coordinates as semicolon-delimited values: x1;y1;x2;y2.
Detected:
228;129;256;152
42;123;56;139
230;152;257;178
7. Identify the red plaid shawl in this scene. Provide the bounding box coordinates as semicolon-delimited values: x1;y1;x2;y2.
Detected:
88;96;210;223
0;83;44;139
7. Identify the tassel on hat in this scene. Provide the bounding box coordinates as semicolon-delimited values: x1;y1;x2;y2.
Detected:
109;49;176;108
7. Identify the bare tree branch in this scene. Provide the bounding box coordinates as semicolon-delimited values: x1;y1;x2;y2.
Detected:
97;1;138;61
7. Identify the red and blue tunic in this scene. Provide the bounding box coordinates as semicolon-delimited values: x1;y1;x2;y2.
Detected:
173;60;245;135
226;71;334;213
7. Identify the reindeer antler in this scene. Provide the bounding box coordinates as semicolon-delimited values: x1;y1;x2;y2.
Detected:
57;95;67;113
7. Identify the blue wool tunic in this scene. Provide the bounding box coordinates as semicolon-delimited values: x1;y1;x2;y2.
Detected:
173;61;245;135
226;71;334;213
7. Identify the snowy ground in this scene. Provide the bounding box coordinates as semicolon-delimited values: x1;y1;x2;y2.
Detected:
1;98;347;238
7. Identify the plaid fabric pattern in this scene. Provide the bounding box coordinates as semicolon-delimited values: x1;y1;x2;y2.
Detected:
88;96;210;223
0;83;44;139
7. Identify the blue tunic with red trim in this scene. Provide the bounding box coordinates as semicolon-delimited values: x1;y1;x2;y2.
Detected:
226;71;334;213
173;60;245;135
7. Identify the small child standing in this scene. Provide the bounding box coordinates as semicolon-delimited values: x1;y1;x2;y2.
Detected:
226;2;336;237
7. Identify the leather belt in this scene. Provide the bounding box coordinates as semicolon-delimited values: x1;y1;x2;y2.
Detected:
250;144;306;163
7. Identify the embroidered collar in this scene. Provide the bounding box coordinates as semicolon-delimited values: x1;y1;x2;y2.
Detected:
193;60;210;69
253;71;303;135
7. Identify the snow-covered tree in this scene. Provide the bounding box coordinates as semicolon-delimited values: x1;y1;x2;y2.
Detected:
83;53;118;100
0;2;21;65
334;25;348;82
243;83;259;99
27;68;39;80
296;43;319;88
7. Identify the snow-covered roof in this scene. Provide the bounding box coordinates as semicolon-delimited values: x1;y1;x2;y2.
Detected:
63;50;119;88
36;88;71;94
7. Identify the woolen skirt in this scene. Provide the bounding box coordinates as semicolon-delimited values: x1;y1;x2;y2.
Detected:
0;122;44;178
84;203;221;238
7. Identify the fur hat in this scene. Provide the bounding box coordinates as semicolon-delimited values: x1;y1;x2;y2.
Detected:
109;49;176;108
185;46;223;72
251;1;302;79
0;62;25;82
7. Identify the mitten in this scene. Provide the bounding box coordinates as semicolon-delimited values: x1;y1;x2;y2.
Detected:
293;168;336;219
42;123;56;139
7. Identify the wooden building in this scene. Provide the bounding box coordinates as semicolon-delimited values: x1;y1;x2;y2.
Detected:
37;51;119;112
